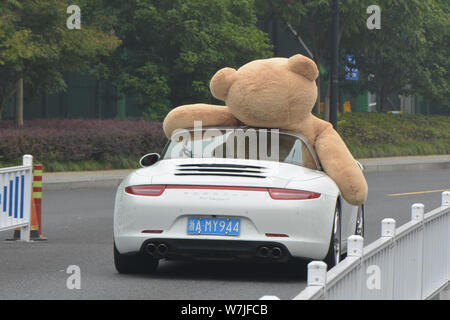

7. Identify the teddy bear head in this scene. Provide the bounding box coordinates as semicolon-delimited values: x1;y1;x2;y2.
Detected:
210;54;319;128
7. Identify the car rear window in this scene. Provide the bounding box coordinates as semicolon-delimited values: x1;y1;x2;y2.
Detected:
161;128;318;170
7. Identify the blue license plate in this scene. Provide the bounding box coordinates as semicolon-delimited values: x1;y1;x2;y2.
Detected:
187;217;240;236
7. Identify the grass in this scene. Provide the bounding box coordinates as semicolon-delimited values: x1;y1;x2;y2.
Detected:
42;155;141;172
338;113;450;158
348;141;450;159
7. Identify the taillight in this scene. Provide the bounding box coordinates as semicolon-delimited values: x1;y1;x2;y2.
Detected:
125;185;166;196
268;188;320;200
265;233;289;237
141;230;164;234
124;184;319;199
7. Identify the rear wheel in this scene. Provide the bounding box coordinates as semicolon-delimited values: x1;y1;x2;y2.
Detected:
114;243;158;274
325;203;341;269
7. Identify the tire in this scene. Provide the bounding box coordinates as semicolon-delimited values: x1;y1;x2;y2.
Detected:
114;243;158;274
355;204;365;238
324;203;342;269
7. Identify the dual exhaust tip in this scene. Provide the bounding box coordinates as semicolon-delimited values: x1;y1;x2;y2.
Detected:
145;242;284;259
145;242;168;257
258;246;283;259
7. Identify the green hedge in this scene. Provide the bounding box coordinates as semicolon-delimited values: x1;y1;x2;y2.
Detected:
0;119;167;171
338;113;450;158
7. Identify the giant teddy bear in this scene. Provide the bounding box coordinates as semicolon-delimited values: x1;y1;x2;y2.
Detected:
163;54;368;205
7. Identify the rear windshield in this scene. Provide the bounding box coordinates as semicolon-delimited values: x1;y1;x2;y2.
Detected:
161;128;318;170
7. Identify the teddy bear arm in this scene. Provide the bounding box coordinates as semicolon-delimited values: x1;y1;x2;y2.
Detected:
314;126;368;205
163;104;241;138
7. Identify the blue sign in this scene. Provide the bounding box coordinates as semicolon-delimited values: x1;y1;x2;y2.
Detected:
345;55;359;81
346;55;356;65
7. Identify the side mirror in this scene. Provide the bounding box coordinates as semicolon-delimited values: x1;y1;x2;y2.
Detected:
356;161;364;171
139;153;160;167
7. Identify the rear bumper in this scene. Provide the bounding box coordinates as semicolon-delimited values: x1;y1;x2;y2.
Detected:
140;238;292;262
113;176;339;261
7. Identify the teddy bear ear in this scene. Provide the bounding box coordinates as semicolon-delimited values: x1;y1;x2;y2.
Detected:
287;54;319;81
210;67;237;101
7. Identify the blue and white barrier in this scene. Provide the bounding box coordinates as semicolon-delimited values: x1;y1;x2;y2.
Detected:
0;155;33;241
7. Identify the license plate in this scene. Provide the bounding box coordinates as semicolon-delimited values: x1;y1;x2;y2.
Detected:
187;217;240;236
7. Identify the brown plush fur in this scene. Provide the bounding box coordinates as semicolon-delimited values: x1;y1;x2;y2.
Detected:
163;54;368;205
163;103;242;137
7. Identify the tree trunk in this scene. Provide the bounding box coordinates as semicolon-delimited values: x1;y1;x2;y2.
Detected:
0;98;4;120
377;91;387;113
376;92;382;113
116;92;126;119
15;77;24;127
0;84;19;120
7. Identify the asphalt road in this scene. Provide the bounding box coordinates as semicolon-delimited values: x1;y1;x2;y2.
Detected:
0;168;449;300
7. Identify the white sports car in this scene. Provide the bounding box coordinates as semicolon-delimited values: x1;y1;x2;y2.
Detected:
113;127;365;273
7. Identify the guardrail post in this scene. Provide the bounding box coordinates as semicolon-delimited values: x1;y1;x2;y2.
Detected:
443;192;450;299
23;155;33;167
19;155;33;242
347;235;364;257
442;191;450;207
348;235;364;299
381;218;396;299
411;203;425;221
307;261;327;287
411;203;425;299
381;218;396;237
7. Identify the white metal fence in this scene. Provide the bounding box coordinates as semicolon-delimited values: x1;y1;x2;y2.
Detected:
0;155;33;241
261;192;450;300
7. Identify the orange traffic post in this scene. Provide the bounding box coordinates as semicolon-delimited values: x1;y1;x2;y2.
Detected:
32;164;46;240
12;164;46;241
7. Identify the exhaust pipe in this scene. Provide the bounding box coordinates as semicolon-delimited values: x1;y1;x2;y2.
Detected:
145;243;156;255
271;247;283;259
258;246;270;257
157;243;168;256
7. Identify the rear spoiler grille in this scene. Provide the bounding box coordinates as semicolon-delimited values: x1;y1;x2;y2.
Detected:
174;173;266;178
177;163;264;169
175;164;267;179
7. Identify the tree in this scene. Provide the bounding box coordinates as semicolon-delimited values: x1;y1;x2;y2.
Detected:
343;0;438;112
89;0;273;120
255;0;372;117
411;0;449;112
256;0;448;114
0;0;120;123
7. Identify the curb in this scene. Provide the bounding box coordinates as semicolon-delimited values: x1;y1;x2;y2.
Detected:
43;170;132;191
358;155;450;173
42;156;450;190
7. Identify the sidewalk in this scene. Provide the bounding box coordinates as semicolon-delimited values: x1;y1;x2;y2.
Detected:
42;155;450;190
358;155;450;172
